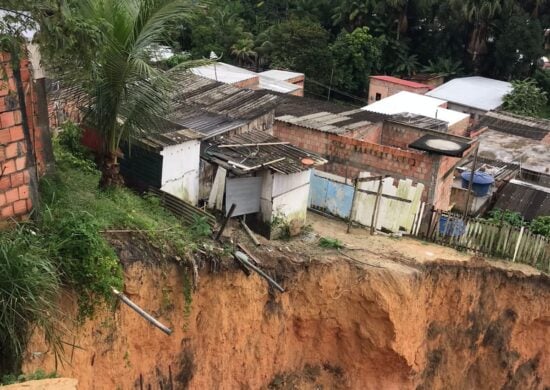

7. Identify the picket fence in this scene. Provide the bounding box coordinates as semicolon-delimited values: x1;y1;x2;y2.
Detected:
424;210;550;272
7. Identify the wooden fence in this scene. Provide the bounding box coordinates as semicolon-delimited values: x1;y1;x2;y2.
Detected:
423;209;550;272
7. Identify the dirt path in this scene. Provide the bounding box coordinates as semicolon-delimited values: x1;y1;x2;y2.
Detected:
300;211;540;275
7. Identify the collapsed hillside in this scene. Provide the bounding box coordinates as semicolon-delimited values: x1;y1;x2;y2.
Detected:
23;230;550;389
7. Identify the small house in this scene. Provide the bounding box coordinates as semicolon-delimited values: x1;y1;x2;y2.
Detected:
202;130;326;238
368;75;432;103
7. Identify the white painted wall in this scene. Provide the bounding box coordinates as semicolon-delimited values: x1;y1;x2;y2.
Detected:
160;140;201;205
271;170;311;226
259;170;274;223
353;172;425;233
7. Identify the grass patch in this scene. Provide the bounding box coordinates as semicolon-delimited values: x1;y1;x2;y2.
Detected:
319;237;344;249
0;138;198;376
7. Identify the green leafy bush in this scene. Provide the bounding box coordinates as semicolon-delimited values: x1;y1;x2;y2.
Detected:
0;232;63;374
530;216;550;237
190;215;212;238
486;209;525;228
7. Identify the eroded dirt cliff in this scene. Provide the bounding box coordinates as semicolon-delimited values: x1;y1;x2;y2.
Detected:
23;234;550;390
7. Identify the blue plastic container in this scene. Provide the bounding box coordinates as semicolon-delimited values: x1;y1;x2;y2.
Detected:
439;215;466;237
461;171;494;197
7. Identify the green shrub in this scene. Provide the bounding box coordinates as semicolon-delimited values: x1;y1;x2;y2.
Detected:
319;237;344;249
530;216;550;237
0;231;63;374
1;369;58;385
486;209;525;228
42;210;123;320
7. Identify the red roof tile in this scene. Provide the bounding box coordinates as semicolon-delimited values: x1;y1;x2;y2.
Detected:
370;75;433;90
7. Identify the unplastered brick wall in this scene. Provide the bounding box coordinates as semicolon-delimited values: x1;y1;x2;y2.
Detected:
0;51;44;222
274;120;445;204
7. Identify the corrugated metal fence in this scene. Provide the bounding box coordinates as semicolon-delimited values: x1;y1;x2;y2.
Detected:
309;170;425;234
422;209;550;272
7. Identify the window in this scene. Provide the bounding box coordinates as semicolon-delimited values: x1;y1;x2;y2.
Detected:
375;93;382;101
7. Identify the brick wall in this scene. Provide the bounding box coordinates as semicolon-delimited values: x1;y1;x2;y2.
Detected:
274;120;444;204
367;78;432;103
0;51;47;223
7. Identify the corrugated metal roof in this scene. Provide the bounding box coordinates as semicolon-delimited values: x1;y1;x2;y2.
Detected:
478;111;550;141
259;69;304;81
370;75;432;89
493;180;550;221
458;157;519;182
190;63;301;94
387;113;448;132
426;76;512;111
171;73;279;120
191;63;257;84
362;91;469;126
202;130;327;174
275;111;373;134
169;106;247;139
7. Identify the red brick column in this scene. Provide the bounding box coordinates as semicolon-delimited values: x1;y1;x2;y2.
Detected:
0;51;40;223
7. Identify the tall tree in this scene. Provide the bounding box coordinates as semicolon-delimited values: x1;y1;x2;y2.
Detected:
39;0;197;187
330;26;384;95
452;0;502;64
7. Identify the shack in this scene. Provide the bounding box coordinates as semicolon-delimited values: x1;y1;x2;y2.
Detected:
202;130;327;238
120;74;280;204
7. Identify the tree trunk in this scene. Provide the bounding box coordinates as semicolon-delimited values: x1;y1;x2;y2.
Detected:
99;152;124;188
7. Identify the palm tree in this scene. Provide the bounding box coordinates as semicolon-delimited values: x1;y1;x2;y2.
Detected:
54;0;196;187
231;36;257;66
452;0;502;61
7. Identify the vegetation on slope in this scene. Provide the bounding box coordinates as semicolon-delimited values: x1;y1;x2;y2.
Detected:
0;135;196;376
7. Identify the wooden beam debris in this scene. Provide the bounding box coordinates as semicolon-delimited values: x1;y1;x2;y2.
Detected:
241;219;260;246
215;203;236;241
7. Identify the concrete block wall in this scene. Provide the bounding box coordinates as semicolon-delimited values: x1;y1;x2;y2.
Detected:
0;51;44;222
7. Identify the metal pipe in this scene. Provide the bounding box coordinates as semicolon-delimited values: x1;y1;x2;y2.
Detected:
234;251;285;293
112;287;173;335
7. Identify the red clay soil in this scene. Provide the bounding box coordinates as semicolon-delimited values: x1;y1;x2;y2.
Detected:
23;236;550;389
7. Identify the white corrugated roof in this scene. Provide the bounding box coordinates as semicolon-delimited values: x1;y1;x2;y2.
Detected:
258;76;300;93
191;63;257;84
191;63;300;94
259;69;304;81
361;91;469;126
426;76;512;111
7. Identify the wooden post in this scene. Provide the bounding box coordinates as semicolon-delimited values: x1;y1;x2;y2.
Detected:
347;178;358;234
513;226;525;262
370;178;384;235
463;143;479;219
215;203;236;241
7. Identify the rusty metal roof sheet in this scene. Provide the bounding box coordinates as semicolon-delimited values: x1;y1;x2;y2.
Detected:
202;130;327;175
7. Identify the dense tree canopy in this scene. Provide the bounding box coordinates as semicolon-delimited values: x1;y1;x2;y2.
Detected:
2;0;550;111
162;0;550;105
